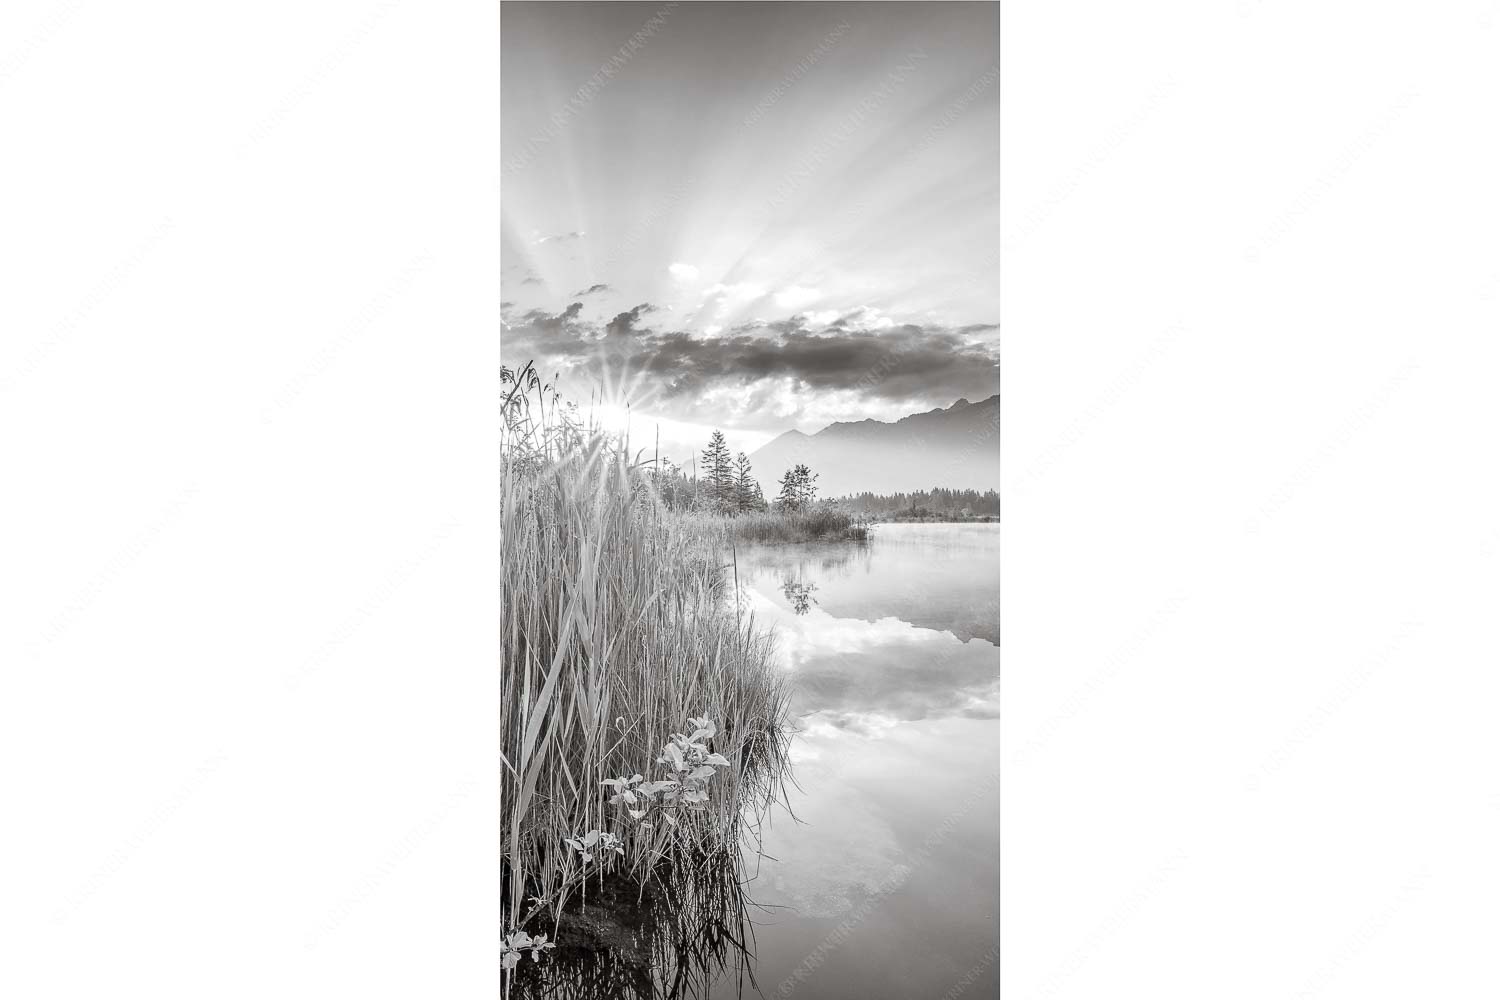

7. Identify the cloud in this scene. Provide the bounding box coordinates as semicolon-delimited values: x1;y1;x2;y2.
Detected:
502;302;1000;428
520;276;543;285
573;283;612;296
533;230;586;245
668;262;699;282
740;577;1000;723
604;302;657;338
827;305;894;331
799;309;842;329
774;285;823;310
513;301;584;333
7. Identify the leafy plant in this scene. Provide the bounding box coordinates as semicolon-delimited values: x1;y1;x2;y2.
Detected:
501;929;554;973
599;716;736;831
564;829;625;865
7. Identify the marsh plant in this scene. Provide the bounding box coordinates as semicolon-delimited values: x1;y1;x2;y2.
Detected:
716;507;870;544
502;931;555;974
601;718;736;824
502;363;791;996
505;844;764;1000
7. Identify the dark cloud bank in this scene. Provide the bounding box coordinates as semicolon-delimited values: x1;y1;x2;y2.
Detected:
502;300;999;423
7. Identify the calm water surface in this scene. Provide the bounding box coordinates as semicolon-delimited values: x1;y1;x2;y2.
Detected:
715;523;1000;1000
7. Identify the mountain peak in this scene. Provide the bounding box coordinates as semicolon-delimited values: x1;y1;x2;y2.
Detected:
949;398;971;409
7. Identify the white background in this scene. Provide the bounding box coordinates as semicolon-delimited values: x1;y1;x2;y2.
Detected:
1;3;499;997
1005;2;1500;998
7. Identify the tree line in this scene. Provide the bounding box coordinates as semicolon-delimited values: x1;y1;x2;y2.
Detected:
828;488;1001;517
648;431;1000;518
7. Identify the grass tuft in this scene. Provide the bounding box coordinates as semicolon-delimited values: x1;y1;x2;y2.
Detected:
715;507;871;544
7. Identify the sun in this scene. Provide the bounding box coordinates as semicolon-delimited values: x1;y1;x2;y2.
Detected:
589;402;634;437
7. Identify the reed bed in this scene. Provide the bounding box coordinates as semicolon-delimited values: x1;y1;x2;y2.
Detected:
505;845;758;999
710;507;870;544
501;364;790;994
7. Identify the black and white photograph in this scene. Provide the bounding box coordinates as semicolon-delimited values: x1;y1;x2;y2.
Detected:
501;3;998;996
11;2;1500;998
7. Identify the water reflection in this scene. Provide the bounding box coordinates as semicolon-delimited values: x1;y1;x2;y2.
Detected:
510;850;761;1000
718;523;1001;1000
738;527;998;644
778;577;819;615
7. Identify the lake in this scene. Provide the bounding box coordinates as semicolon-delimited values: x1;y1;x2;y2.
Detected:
714;522;1001;999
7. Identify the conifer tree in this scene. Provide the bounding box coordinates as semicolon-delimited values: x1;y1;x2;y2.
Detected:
699;430;733;511
798;464;818;507
733;452;758;513
776;463;818;512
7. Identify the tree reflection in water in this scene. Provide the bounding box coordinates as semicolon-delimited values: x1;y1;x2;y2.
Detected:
779;577;819;615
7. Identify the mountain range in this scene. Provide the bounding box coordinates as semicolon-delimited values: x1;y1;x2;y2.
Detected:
748;394;1000;498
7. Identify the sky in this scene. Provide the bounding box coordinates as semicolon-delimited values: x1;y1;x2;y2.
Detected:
501;1;999;463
